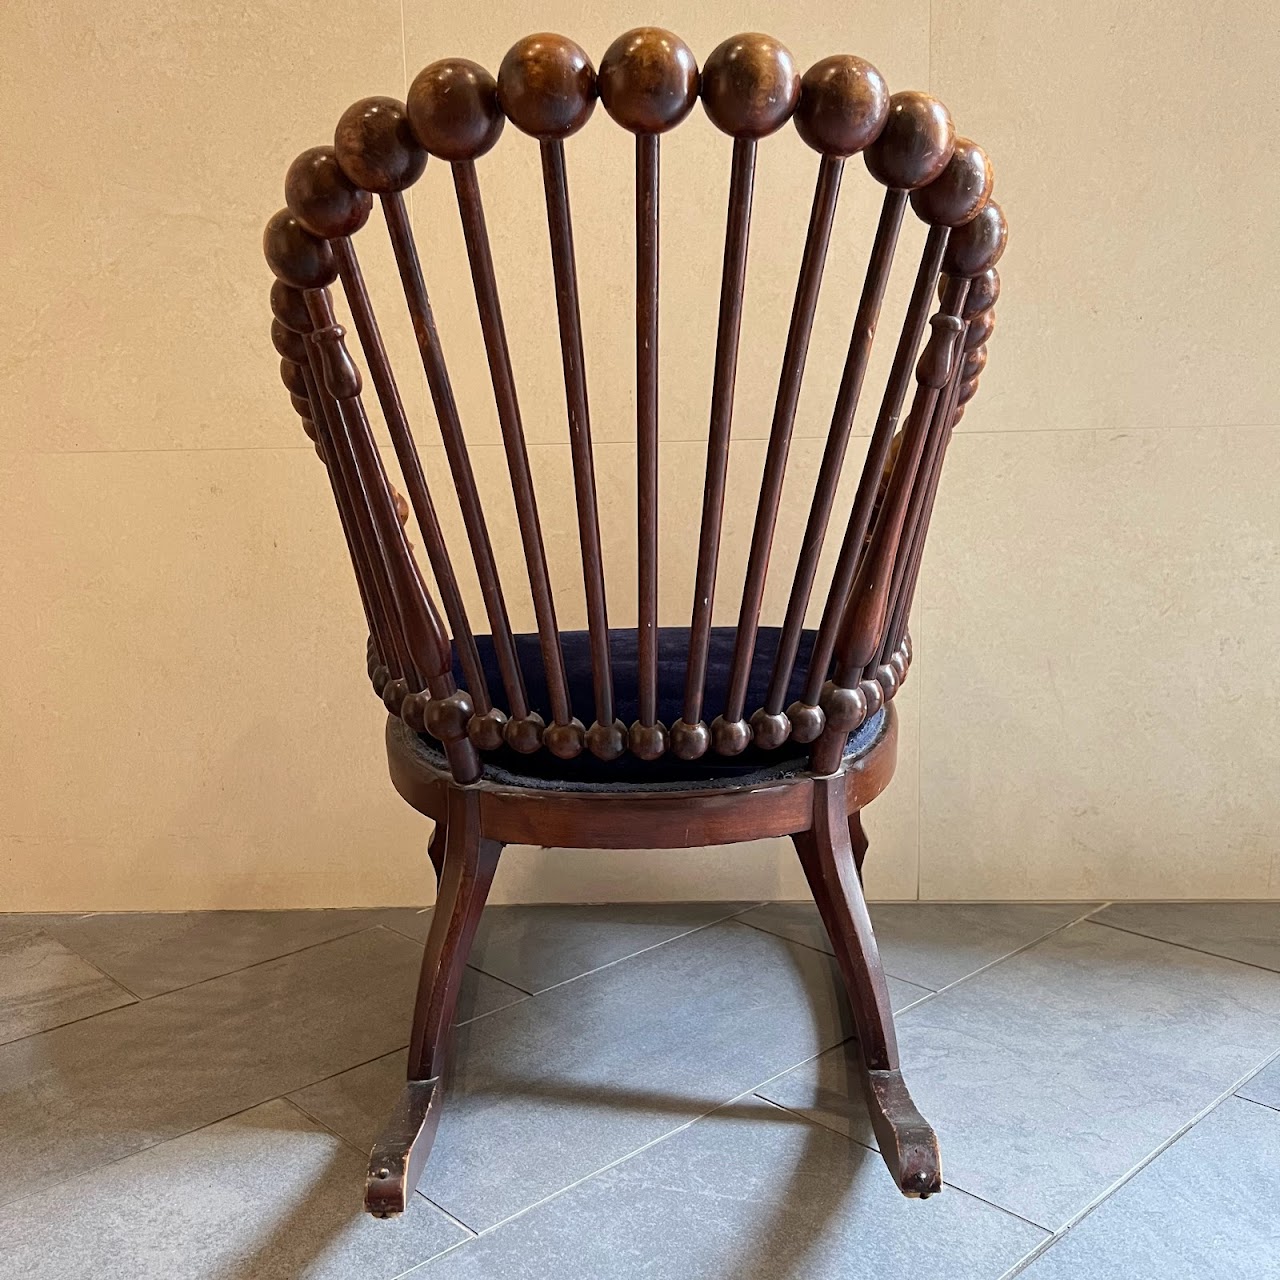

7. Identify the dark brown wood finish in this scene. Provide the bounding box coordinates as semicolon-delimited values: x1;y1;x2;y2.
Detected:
265;27;1005;1217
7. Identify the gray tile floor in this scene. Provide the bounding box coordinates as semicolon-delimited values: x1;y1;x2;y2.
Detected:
0;901;1276;1278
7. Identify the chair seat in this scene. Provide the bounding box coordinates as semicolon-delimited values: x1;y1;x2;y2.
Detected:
432;625;878;789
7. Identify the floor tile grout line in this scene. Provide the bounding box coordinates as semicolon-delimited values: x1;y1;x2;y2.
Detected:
1002;1043;1280;1269
0;922;401;1051
2;923;144;1003
1234;1092;1280;1116
495;904;769;999
1085;917;1280;977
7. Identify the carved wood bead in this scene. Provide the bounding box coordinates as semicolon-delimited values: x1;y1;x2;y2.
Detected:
424;690;474;743
965;309;995;348
786;700;825;743
598;27;699;134
962;345;987;380
889;648;908;682
910;136;992;226
710;715;751;756
859;677;886;720
794;54;889;157
408;59;505;161
335;97;427;193
864;91;954;190
545;718;587;759
964;266;1000;316
467;707;508;750
875;661;899;698
279;358;308;397
372;664;391;696
942;199;1007;277
271;317;308;362
285;145;373;238
505;713;547;753
628;720;668;761
497;34;596;139
300;417;318;444
270;281;313;333
263;209;337;289
288;391;311;418
669;717;710;760
401;691;426;729
382;676;411;714
700;33;800;139
750;708;791;750
587;718;628;761
957;375;981;404
819;680;867;733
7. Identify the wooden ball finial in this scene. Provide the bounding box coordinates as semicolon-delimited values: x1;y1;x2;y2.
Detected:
794;54;889;156
285;145;373;238
864;91;955;190
942;199;1007;276
700;33;800;139
263;208;337;289
598;27;699;134
965;266;1000;316
408;58;506;161
334;96;427;193
497;33;597;139
910;136;992;226
270;280;314;333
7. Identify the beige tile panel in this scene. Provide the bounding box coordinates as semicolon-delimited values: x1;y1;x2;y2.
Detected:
916;425;1280;899
932;0;1280;434
398;1;932;446
0;0;404;455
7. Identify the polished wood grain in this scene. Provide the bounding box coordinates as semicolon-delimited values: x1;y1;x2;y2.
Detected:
266;26;1005;1217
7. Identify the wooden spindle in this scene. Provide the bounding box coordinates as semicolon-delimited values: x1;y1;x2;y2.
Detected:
380;191;537;747
671;32;799;759
760;190;906;741
717;153;844;754
597;27;701;761
329;235;498;737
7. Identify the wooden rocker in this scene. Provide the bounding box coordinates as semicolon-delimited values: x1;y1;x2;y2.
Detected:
263;27;1005;1217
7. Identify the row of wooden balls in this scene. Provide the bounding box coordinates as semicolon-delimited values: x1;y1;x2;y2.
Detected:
264;27;1007;295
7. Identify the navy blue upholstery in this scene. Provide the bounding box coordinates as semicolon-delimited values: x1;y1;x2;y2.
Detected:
438;625;856;786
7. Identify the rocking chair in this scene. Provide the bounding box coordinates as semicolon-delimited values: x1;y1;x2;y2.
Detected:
263;27;1005;1217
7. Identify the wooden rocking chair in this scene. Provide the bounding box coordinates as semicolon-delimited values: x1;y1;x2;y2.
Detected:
263;27;1005;1217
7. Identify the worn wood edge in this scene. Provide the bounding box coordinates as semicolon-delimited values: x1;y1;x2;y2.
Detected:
365;1077;443;1217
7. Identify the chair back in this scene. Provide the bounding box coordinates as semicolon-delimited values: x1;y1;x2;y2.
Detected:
264;29;1006;784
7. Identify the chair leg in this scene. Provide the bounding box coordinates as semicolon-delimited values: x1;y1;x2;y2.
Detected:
366;786;501;1216
792;776;941;1198
849;810;869;884
426;820;446;884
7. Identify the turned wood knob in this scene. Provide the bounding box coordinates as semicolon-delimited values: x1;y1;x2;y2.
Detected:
545;718;587;759
285;145;373;238
700;32;800;139
408;58;506;161
629;720;668;761
270;281;314;333
497;33;597;139
271;317;308;361
864;91;955;190
942;199;1007;276
334;96;428;192
263;209;337;289
794;54;889;156
965;309;995;348
910;136;992;226
598;27;699;134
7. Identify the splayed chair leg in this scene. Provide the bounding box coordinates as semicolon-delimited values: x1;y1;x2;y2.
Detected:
792;777;940;1197
366;786;501;1216
849;810;869;883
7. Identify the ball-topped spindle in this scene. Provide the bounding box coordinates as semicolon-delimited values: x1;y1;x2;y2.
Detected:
787;700;826;743
962;345;987;380
942;199;1007;277
279;358;308;398
710;715;751;756
497;33;597;139
598;27;699;134
587;719;628;762
270;280;314;333
285;146;373;239
965;309;995;348
751;708;791;750
910;136;992;226
629;720;668;761
263;209;337;289
669;717;710;760
408;58;506;162
864;91;955;190
334;96;427;193
544;718;587;760
793;54;889;156
700;33;800;139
